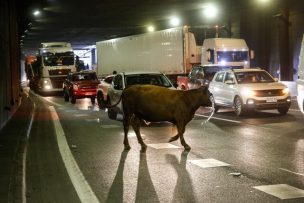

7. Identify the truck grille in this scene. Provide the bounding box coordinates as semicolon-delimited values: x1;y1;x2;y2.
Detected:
50;76;67;88
49;69;71;76
255;89;283;97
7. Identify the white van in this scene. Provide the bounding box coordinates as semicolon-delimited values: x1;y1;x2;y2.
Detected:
297;35;304;113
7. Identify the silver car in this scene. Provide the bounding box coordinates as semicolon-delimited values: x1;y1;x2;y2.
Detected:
208;68;291;116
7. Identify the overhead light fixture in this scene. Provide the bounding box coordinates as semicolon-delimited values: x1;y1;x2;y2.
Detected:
170;17;180;27
147;26;155;32
33;10;40;16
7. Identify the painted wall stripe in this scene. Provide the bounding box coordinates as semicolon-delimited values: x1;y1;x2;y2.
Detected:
49;106;99;203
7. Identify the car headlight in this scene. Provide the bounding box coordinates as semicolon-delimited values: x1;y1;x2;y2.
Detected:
282;87;289;95
241;88;256;97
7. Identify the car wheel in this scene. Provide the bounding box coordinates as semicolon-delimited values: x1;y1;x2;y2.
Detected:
91;97;95;104
64;90;69;102
278;107;289;115
97;91;106;109
71;94;76;104
234;96;246;116
108;108;117;120
209;94;219;112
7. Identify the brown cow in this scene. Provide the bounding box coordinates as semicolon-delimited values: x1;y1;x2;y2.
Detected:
121;85;211;152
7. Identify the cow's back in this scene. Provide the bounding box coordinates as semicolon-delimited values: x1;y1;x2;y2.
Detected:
122;85;186;121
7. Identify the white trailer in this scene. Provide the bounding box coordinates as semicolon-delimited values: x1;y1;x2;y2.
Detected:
96;26;201;77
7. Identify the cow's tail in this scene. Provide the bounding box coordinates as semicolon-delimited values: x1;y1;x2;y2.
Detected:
201;107;214;126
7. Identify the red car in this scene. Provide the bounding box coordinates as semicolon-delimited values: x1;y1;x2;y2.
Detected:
63;70;100;104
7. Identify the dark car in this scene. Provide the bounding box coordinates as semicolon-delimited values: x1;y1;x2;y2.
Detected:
63;70;100;104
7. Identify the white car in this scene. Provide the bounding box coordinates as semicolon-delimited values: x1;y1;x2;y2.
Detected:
97;71;175;119
208;68;291;116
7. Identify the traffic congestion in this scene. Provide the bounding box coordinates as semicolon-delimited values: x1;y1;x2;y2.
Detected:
2;0;304;202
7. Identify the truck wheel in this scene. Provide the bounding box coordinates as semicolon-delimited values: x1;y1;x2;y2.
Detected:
234;96;246;116
278;107;289;115
209;94;219;112
97;91;106;109
108;108;117;120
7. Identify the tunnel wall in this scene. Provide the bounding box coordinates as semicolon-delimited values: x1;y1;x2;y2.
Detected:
0;0;22;130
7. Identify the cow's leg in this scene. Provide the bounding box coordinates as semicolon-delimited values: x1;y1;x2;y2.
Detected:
176;123;190;150
131;115;147;152
123;113;131;150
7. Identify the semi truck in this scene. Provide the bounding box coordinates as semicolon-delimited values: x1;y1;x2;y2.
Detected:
28;42;77;94
96;26;252;87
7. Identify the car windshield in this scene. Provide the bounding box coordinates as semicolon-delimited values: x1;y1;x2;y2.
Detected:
72;73;97;81
235;71;275;84
125;74;172;87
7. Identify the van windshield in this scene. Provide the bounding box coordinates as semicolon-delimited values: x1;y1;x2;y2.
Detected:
217;51;248;62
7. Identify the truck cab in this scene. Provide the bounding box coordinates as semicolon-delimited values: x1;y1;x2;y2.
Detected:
201;38;253;69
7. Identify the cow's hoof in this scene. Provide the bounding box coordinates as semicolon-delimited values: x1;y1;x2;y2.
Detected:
124;145;131;151
184;145;191;151
140;145;147;153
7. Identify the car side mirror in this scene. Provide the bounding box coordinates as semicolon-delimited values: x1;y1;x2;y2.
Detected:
114;84;123;90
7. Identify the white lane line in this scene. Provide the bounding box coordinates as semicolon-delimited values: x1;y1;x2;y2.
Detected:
22;102;36;203
189;159;230;168
43;97;62;107
49;106;99;203
279;168;304;177
253;184;304;199
195;114;242;124
289;108;301;112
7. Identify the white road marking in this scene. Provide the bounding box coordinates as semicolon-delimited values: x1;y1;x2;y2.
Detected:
41;97;62;106
253;184;304;199
147;143;180;149
188;158;230;168
22;102;36;203
74;114;89;117
289;108;301;112
195;114;242;124
49;106;100;203
279;168;304;177
101;124;121;128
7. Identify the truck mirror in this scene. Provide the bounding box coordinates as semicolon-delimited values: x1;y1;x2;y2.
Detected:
250;50;255;59
206;51;211;61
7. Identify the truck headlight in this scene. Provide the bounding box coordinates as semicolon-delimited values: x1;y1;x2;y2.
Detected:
43;80;51;89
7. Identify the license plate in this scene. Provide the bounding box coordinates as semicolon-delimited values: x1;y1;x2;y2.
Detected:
266;97;277;103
